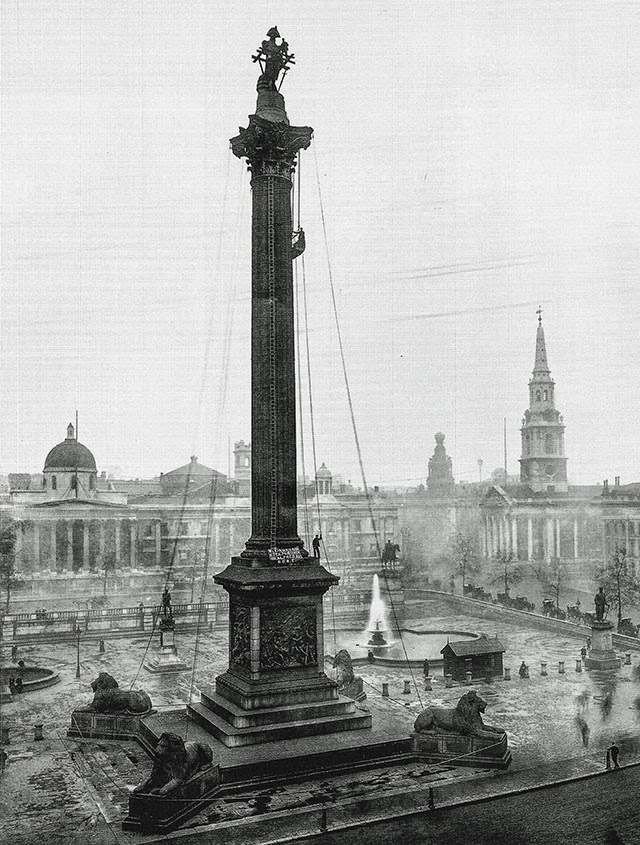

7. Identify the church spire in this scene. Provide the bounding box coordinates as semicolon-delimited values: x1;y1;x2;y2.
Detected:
533;306;550;375
519;310;568;493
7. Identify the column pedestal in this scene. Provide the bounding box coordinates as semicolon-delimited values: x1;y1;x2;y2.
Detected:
584;621;621;670
144;617;189;674
188;555;370;747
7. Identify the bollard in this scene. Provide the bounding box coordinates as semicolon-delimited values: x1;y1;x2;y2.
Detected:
424;677;432;691
34;724;44;742
625;653;632;665
575;658;582;673
504;667;511;681
1;727;9;745
320;806;328;833
465;670;473;685
428;787;435;810
541;662;547;676
558;661;565;674
381;682;389;698
403;680;411;695
445;674;453;688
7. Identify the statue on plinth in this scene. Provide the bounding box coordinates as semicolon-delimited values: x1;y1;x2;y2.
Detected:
161;587;172;618
133;732;214;797
594;586;609;622
414;690;505;741
381;539;400;566
331;649;366;702
82;672;152;715
584;586;620;670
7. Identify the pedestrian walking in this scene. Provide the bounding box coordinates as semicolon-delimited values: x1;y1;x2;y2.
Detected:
580;645;587;660
607;742;620;769
576;715;590;747
422;658;430;678
11;643;17;662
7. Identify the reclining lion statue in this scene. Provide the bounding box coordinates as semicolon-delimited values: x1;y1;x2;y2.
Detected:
414;690;505;740
85;672;152;715
134;732;214;796
332;649;355;688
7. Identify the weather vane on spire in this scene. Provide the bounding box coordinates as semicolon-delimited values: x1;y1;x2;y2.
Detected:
252;27;295;92
536;305;542;324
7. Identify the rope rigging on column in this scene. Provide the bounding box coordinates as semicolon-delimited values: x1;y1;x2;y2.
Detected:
312;144;422;704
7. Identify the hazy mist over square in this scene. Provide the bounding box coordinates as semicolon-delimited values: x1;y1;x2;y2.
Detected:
2;0;639;487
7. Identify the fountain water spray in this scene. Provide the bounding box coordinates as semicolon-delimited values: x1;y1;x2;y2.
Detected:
366;574;390;646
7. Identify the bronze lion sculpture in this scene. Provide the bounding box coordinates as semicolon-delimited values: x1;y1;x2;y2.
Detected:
332;649;355;689
134;732;214;796
87;672;152;715
414;690;505;740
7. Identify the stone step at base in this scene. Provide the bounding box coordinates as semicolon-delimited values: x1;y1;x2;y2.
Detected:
187;700;372;747
200;689;355;728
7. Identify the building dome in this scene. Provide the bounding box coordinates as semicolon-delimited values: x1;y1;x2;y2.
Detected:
44;423;97;472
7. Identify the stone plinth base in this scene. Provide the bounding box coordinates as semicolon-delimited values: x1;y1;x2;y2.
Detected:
188;681;371;747
411;730;511;770
144;644;189;674
67;709;152;741
340;676;366;702
0;683;12;704
123;765;221;834
584;621;621;670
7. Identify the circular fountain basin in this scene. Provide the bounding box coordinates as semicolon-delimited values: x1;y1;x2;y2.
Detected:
332;628;480;667
0;665;60;693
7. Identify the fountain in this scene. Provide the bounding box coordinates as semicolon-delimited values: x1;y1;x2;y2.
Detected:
367;620;388;647
332;573;480;667
366;574;391;647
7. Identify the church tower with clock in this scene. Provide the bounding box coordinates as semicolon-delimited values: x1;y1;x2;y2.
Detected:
519;310;568;493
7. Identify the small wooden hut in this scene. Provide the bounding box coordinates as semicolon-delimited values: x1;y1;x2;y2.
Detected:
441;636;505;681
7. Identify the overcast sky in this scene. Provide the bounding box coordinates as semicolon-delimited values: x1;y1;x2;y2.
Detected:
1;1;639;486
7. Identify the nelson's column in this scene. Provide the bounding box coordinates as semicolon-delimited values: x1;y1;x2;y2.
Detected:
188;29;371;745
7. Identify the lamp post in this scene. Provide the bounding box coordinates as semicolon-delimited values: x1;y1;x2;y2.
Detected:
74;623;81;679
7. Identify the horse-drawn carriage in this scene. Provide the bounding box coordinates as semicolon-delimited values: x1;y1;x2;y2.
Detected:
463;583;493;602
542;599;566;620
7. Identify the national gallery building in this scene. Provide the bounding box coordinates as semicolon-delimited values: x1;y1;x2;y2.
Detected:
1;425;398;581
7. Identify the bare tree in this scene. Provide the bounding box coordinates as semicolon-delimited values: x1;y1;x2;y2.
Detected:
491;549;523;597
597;544;640;631
451;532;480;589
534;556;570;608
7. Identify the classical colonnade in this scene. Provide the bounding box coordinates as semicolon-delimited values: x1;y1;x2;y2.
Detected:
482;513;580;561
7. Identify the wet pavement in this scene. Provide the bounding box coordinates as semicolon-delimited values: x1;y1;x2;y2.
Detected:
0;597;639;844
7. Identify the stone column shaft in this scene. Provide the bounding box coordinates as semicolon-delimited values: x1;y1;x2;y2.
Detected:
527;518;533;560
115;522;121;568
83;522;89;571
33;523;40;570
67;522;73;570
573;518;579;559
155;521;162;567
130;521;137;568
